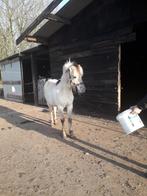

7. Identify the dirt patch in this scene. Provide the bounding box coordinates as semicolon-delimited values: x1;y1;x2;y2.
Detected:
0;99;146;196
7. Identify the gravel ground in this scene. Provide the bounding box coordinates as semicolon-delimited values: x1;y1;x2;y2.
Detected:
0;99;147;196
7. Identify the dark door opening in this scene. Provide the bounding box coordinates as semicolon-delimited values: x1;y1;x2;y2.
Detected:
21;48;50;105
22;58;34;103
36;52;50;79
121;22;147;121
35;51;50;105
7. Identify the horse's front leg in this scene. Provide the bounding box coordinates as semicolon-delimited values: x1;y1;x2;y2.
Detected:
48;105;53;127
53;106;57;125
67;105;74;138
58;107;67;139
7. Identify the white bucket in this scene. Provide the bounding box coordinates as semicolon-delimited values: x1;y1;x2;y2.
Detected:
116;109;144;134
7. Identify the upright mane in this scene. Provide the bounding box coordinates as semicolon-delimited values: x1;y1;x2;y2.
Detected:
62;60;83;77
63;59;75;73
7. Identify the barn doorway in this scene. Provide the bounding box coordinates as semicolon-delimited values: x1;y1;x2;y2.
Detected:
35;50;50;105
22;57;34;104
121;22;147;121
22;47;50;105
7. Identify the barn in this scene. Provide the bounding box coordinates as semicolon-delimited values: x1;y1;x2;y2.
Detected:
1;0;147;120
0;45;50;105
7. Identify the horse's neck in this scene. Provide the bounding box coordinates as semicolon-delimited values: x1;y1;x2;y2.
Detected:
59;74;71;92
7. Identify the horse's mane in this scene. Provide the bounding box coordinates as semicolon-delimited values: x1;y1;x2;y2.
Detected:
63;59;77;73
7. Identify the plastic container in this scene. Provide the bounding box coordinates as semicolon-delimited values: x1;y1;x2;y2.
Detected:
116;109;144;134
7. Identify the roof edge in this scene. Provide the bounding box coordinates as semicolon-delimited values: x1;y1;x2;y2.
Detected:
16;0;63;45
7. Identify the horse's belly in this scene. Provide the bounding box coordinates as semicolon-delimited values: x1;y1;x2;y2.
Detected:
44;81;57;106
45;91;57;106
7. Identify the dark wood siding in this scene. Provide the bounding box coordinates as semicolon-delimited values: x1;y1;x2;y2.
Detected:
50;41;119;118
47;0;147;118
48;0;147;48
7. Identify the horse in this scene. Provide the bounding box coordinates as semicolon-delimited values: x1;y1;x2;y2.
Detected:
44;60;86;139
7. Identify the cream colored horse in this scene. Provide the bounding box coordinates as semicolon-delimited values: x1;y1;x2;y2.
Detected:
44;60;86;139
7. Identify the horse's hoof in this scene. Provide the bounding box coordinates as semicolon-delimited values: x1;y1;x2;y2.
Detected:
63;132;67;139
63;135;67;140
69;131;75;139
54;121;57;125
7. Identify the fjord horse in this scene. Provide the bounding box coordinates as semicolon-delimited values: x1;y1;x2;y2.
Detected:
44;60;86;139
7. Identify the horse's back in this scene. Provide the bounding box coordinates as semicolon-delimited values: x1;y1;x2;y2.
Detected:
45;79;57;85
44;79;58;106
44;79;57;89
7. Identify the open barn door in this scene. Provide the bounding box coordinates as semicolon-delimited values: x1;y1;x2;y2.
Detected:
121;22;147;122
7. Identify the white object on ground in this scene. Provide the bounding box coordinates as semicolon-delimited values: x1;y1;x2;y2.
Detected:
116;109;144;134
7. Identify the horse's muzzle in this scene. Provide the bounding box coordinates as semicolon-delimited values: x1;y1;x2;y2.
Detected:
76;83;86;94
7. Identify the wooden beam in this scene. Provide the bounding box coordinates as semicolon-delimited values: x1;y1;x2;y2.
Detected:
45;13;71;24
16;0;63;45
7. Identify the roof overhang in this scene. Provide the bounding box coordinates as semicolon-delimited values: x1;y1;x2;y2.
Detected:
16;0;93;45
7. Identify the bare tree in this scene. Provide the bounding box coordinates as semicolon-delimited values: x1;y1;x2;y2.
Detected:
0;0;47;59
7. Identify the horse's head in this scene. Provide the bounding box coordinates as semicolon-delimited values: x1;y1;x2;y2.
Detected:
64;61;86;94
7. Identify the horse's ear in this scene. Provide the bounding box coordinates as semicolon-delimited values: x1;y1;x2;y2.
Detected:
77;64;83;76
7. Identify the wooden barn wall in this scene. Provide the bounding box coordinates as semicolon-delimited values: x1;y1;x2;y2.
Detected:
48;0;147;118
49;41;119;118
48;0;147;48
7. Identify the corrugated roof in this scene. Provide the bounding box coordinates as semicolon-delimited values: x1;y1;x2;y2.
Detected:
16;0;93;45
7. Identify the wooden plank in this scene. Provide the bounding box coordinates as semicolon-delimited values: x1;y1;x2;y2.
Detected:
20;58;25;103
117;44;121;111
7;94;23;100
31;55;38;105
2;81;22;85
45;13;71;24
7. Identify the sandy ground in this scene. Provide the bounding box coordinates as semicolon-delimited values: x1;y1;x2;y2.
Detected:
0;98;146;196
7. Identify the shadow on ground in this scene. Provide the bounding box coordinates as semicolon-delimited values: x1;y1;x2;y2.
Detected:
0;105;146;179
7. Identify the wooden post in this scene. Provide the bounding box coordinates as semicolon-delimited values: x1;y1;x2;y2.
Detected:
20;56;25;103
117;44;121;112
31;54;38;105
